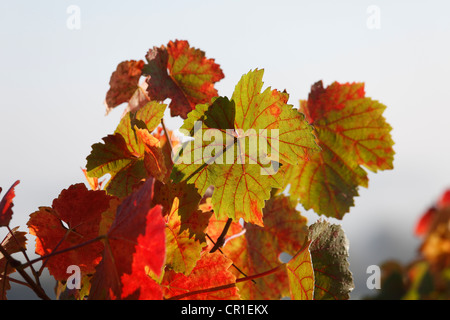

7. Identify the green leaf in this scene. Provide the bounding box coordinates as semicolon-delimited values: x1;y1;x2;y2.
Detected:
172;70;319;226
286;241;314;300
165;197;205;275
86;101;166;198
308;220;354;300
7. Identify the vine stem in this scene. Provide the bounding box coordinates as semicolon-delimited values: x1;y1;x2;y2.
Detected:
0;243;50;300
6;226;41;285
209;218;233;253
0;274;33;289
165;261;285;300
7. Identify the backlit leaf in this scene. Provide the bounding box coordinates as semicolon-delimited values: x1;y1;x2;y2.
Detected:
286;241;314;300
205;195;309;299
27;184;114;281
285;81;394;219
172;70;319;226
0;180;20;227
89;178;166;300
86;101;167;198
145;40;224;119
162;252;239;300
165;197;205;275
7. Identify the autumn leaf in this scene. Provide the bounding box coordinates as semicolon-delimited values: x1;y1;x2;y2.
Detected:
89;178;166;300
205;195;309;299
0;227;27;300
153;180;211;242
163;252;239;300
172;69;319;226
86;101;167;198
104;60;149;115
284;80;395;219
0;180;20;227
419;206;450;272
164;197;205;275
27;184;114;281
144;40;224;119
286;241;314;300
308;220;354;300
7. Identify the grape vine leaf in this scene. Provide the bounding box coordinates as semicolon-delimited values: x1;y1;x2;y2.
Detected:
89;178;166;300
205;194;309;299
164;197;205;275
286;241;314;300
153;180;211;242
27;184;114;281
284;81;395;219
308;220;354;300
162;252;240;300
172;69;319;226
104;60;148;115
86;101;167;198
144;40;224;119
0;180;20;227
0;227;27;300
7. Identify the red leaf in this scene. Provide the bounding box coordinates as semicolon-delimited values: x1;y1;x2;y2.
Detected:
415;207;436;236
145;40;224;118
105;60;146;115
0;180;20;227
89;178;166;300
27;184;114;281
437;190;450;209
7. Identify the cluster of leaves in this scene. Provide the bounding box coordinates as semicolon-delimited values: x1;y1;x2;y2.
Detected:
0;39;394;300
368;190;450;300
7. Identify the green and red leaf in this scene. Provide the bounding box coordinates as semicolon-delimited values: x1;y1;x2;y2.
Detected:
286;241;314;300
86;101;167;198
284;81;394;219
172;70;319;226
205;195;309;299
145;40;224;119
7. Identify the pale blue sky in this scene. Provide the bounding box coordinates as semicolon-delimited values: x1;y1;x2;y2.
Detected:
1;0;450;299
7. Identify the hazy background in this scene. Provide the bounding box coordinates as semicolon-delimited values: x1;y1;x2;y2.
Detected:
1;0;450;299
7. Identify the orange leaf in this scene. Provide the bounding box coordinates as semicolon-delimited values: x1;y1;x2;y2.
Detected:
162;252;239;300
